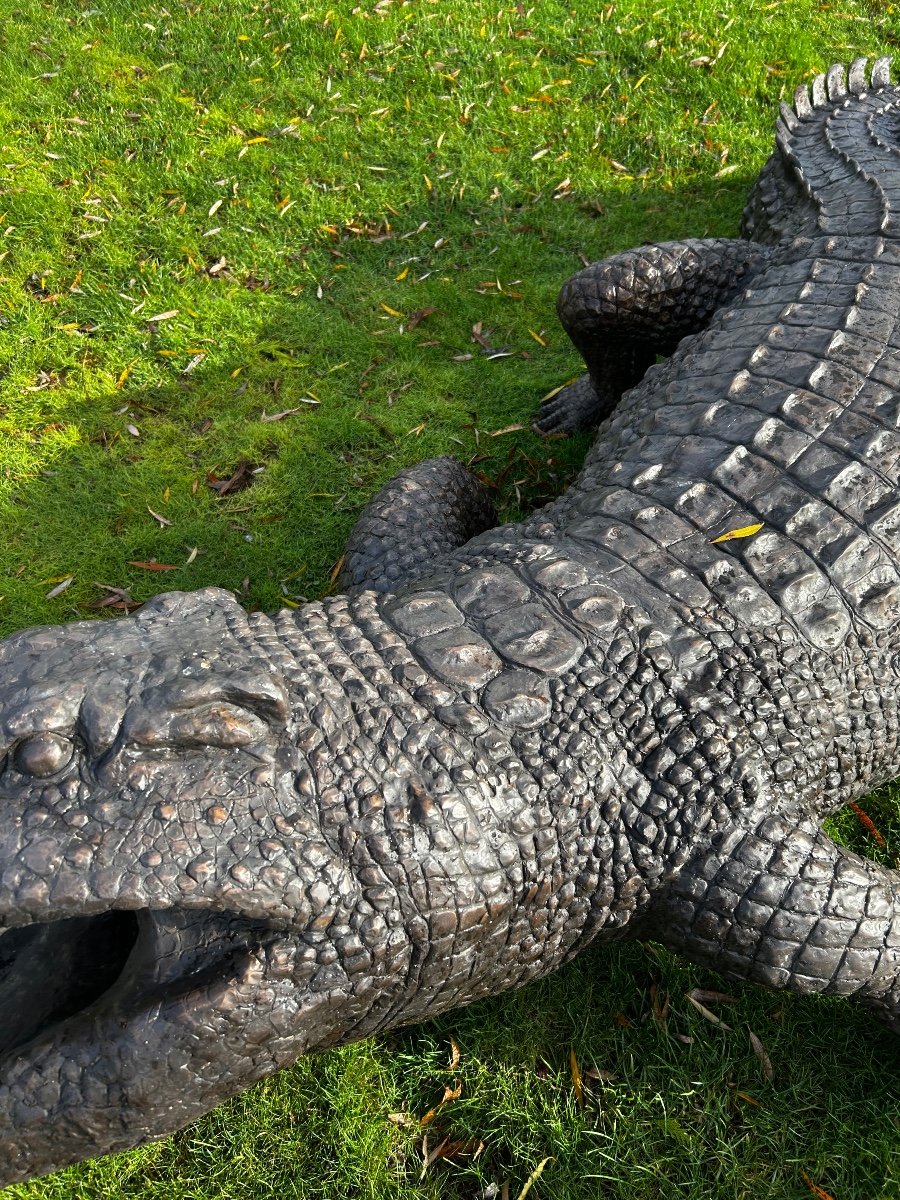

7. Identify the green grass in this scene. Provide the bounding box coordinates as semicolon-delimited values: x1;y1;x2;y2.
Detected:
3;0;900;1196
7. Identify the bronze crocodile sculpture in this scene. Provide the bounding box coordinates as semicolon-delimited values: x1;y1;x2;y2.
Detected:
2;56;900;1185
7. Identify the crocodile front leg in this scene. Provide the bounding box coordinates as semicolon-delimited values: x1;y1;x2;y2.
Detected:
339;456;497;593
535;238;772;435
652;811;900;1029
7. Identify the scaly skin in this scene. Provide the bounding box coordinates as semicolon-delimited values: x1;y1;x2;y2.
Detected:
2;56;900;1184
339;456;497;593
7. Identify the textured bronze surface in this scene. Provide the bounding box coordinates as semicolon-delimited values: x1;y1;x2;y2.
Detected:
3;57;900;1184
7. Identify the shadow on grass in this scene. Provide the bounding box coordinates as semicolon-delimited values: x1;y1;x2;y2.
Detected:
0;173;754;633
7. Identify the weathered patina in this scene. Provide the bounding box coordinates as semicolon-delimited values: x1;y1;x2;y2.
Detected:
3;57;900;1184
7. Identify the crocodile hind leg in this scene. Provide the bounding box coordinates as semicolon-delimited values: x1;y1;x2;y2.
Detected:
651;812;900;1029
339;456;497;593
535;238;772;435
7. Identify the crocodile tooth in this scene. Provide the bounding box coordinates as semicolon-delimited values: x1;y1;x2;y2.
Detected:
811;73;828;107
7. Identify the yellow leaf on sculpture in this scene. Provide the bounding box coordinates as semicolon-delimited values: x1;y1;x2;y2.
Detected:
710;522;764;544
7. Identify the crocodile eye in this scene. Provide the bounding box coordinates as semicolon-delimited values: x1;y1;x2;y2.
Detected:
13;733;73;778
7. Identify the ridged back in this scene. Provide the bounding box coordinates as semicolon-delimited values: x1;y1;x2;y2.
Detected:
744;57;900;241
535;60;900;669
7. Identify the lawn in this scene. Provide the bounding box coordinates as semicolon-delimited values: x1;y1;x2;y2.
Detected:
3;0;900;1196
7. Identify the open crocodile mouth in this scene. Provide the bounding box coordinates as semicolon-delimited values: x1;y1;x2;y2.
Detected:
0;912;140;1056
0;903;300;1186
0;907;276;1061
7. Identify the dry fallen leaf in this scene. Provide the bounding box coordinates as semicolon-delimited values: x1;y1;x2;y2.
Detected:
516;1157;554;1200
685;993;733;1030
260;407;304;422
688;988;738;1005
541;379;577;402
386;1112;416;1129
584;1066;617;1082
748;1029;774;1082
420;1080;462;1127
406;306;437;331
849;801;886;847
800;1171;836;1200
45;576;75;599
90;584;138;611
710;522;764;544
128;561;178;571
470;321;493;350
650;980;670;1027
147;506;172;527
207;460;258;496
569;1049;583;1108
419;1134;482;1179
182;353;205;375
329;554;346;584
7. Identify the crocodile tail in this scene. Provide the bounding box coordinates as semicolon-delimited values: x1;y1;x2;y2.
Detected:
740;140;817;244
741;56;899;243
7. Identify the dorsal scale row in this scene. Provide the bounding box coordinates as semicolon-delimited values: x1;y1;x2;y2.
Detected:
787;56;893;126
746;58;900;243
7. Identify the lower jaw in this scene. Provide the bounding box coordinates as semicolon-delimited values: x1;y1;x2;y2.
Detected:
0;913;271;1187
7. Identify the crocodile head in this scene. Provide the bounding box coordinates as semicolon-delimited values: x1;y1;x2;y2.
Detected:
0;589;382;1185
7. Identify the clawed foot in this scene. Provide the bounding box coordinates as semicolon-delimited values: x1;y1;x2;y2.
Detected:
533;373;605;436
